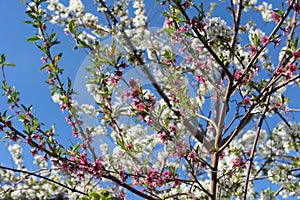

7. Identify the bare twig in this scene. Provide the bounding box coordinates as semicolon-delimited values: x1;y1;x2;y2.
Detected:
0;165;87;196
243;89;271;199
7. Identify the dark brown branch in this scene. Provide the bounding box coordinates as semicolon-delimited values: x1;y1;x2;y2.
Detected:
103;174;160;200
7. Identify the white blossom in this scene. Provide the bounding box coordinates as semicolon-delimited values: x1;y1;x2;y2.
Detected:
256;2;273;22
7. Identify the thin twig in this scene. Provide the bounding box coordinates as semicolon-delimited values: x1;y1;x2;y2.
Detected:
0;165;87;196
243;89;271;199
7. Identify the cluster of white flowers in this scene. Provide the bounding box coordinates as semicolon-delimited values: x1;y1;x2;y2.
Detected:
33;155;48;169
68;0;84;14
8;143;24;169
112;0;130;27
205;17;234;40
78;31;96;46
107;124;160;169
255;2;273;22
248;27;265;46
80;103;99;117
82;13;98;27
51;92;64;104
262;122;300;155
132;0;147;27
232;0;257;11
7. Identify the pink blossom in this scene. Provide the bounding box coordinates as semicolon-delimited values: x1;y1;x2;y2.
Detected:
119;193;125;200
234;70;242;80
156;177;164;187
32;133;39;139
148;96;156;108
173;176;182;188
137;103;146;111
292;49;300;60
179;25;188;32
276;65;286;75
186;55;194;63
169;124;178;132
132;178;139;185
233;156;243;167
183;0;191;9
195;59;202;68
146;119;153;125
118;62;128;68
70;155;77;162
72;131;78;138
41;23;47;30
110;76;118;85
235;73;247;85
288;63;297;74
9;105;14;111
163;170;172;180
41;57;47;63
165;17;173;27
157;130;170;143
284;107;289;113
173;140;187;158
129;78;139;89
283;26;290;36
114;70;124;78
170;93;179;102
60;105;65;113
274;38;281;48
219;151;225;160
188;151;197;162
25;137;33;145
46;66;51;74
206;124;214;132
190;17;206;32
49;78;55;85
130;90;140;99
30;149;38;156
80;143;87;150
195;74;206;85
242;96;251;106
48;131;54;137
41;154;48;161
274;101;282;109
272;12;280;23
249;45;257;58
260;36;269;46
119;168;125;184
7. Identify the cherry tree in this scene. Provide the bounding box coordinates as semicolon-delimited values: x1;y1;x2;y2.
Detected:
1;0;300;199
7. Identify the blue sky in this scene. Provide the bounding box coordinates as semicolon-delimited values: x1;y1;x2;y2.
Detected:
0;1;87;167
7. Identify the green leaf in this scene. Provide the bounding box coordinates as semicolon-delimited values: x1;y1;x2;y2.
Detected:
23;20;33;24
67;78;72;92
40;64;49;71
49;33;57;42
117;141;126;150
68;20;76;35
27;35;40;42
5;62;16;67
0;54;6;64
73;143;81;152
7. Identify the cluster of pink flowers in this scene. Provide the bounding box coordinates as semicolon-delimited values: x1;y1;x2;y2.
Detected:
190;17;206;32
128;79;156;124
